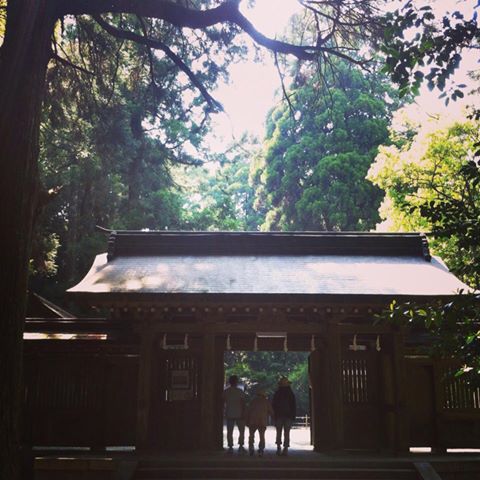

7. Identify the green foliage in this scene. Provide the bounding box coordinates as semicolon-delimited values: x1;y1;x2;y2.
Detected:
253;61;397;231
385;294;480;386
381;2;479;99
224;351;310;415
368;110;480;288
29;232;59;277
371;106;480;384
180;136;262;231
373;0;480;384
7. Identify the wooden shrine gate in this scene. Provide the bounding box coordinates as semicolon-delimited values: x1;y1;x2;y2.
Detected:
50;230;477;452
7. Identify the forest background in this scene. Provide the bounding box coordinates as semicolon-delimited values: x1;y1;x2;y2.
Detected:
12;1;480;415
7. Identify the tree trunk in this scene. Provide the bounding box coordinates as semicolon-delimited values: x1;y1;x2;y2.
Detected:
0;2;57;478
127;109;145;212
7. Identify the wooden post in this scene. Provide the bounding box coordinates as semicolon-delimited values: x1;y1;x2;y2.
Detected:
380;351;396;452
327;323;344;450
214;337;225;449
135;322;155;451
392;328;409;453
432;359;446;452
309;349;322;450
200;333;217;450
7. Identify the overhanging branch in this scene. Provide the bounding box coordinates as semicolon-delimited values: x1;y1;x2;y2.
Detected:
273;52;295;117
64;0;368;65
93;14;223;111
65;0;237;28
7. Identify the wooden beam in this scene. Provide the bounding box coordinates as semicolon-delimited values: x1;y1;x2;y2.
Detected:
337;324;393;334
24;318;119;334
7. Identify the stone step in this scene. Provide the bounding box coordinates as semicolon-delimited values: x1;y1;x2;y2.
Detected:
136;459;414;470
134;465;418;479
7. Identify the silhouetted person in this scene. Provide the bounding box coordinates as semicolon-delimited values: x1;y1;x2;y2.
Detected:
222;375;247;453
272;376;296;456
245;388;273;457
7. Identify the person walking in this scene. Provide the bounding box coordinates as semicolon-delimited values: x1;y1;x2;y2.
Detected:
245;388;273;457
272;376;296;456
222;375;247;453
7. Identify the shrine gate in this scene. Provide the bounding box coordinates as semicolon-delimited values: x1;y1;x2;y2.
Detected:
23;231;480;452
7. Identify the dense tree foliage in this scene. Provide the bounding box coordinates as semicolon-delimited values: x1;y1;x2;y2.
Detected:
368;108;480;288
180;136;261;231
382;1;479;99
369;105;480;384
253;62;396;231
32;14;224;294
376;0;480;386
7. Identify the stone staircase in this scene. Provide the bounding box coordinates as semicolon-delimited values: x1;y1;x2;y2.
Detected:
34;452;480;480
133;458;421;480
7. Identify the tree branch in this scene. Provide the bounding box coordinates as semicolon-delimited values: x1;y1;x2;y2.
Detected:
273;52;295;118
93;14;223;111
51;51;95;75
65;0;367;64
64;0;238;27
136;15;158;88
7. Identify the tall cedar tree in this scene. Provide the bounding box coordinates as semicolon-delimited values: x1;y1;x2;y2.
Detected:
255;62;396;231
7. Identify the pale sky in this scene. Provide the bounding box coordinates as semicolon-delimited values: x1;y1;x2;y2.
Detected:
206;0;303;150
205;0;479;152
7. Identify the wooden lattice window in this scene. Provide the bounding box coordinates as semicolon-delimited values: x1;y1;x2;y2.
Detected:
444;367;480;410
342;358;369;403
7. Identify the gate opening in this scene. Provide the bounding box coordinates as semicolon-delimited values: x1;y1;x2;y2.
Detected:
223;349;313;453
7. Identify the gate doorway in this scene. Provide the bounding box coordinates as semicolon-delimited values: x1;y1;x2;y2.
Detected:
223;349;313;453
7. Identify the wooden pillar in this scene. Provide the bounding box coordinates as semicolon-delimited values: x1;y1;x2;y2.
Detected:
135;322;155;450
392;328;409;452
327;323;344;450
380;350;396;452
309;349;324;451
214;337;225;449
200;333;218;450
432;359;446;452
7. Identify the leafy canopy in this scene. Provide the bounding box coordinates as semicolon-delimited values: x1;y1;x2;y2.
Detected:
381;1;479;99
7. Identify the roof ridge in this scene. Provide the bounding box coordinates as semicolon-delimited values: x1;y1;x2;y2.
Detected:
105;231;431;262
